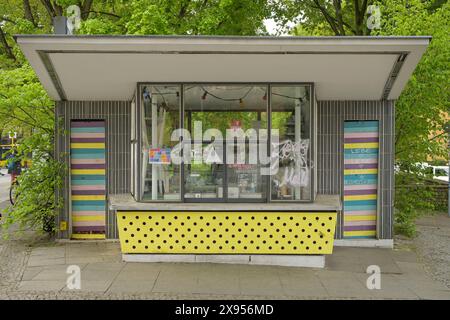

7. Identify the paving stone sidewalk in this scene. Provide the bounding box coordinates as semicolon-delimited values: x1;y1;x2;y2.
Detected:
2;240;449;300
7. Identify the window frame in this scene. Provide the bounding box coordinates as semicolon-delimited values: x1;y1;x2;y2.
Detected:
269;84;314;202
135;82;315;203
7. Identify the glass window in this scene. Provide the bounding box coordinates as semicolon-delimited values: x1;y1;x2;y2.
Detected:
136;83;314;202
270;85;311;201
183;85;268;201
140;85;181;201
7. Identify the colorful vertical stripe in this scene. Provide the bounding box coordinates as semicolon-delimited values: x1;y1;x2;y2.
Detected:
70;120;106;239
343;121;378;239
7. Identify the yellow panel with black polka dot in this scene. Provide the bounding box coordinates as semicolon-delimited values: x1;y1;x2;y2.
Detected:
117;211;337;254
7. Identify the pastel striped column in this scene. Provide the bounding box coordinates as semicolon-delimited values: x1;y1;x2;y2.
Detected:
343;121;379;239
70;121;106;239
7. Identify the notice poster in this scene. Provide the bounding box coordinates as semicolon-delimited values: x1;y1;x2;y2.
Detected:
149;147;171;164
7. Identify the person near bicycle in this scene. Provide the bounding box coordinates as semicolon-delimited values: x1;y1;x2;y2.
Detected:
7;151;22;184
5;151;22;207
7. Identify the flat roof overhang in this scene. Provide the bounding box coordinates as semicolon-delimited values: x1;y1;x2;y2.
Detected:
14;35;430;101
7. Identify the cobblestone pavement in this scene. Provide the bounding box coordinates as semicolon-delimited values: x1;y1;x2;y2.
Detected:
413;213;450;289
1;207;450;299
0;240;449;299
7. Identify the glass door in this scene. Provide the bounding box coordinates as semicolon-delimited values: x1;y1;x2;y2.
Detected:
183;85;268;202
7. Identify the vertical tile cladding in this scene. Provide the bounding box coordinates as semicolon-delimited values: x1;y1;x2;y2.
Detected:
317;101;394;239
56;100;394;240
56;101;131;239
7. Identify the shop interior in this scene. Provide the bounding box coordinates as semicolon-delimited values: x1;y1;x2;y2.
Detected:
139;84;312;203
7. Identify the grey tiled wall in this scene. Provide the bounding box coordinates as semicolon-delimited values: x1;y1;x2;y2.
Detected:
55;100;394;240
317;100;395;239
55;101;131;239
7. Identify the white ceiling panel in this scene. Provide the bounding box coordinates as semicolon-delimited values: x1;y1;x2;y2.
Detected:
15;35;430;101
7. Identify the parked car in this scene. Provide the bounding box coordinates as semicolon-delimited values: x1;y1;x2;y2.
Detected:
432;166;449;182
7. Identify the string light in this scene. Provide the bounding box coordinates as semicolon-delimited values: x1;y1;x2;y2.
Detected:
144;86;307;104
200;86;253;103
271;92;305;102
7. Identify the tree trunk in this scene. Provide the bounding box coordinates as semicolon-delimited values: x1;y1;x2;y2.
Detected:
312;0;341;35
40;0;56;17
81;0;94;20
306;0;371;35
178;0;192;18
55;3;63;16
40;0;63;18
354;0;370;35
23;0;36;26
0;27;16;61
333;0;346;35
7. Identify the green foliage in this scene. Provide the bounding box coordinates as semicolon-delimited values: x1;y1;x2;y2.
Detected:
76;0;271;36
1;132;64;237
372;0;450;236
291;23;335;36
270;0;377;35
123;1;171;34
79;17;122;34
191;112;262;135
374;0;450;163
0;0;448;238
287;0;449;237
0;0;271;235
394;167;437;237
1;1;56;234
0;64;53;136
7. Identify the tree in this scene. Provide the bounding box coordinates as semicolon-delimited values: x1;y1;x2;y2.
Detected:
374;0;449;235
270;0;380;35
373;0;449;164
0;0;272;235
0;63;60;236
78;0;271;35
2;0;446;237
284;0;449;235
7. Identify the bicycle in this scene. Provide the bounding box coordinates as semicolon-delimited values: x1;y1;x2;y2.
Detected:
9;174;20;205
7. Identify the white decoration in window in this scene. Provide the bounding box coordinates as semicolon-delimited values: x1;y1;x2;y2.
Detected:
272;139;310;187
